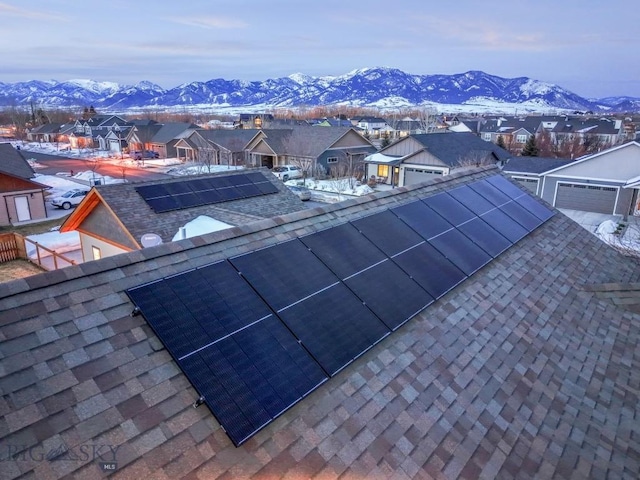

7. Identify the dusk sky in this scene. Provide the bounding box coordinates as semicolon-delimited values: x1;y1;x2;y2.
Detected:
1;0;638;99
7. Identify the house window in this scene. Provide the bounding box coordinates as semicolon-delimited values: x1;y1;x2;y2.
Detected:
92;246;102;260
377;165;389;177
483;133;492;141
516;134;528;143
327;157;338;164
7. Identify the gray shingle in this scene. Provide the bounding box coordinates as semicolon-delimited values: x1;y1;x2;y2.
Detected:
2;166;640;479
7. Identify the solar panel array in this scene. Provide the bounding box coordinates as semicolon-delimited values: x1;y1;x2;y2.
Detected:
126;175;555;446
135;172;279;213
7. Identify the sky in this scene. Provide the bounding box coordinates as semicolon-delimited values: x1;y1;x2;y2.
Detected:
1;0;638;99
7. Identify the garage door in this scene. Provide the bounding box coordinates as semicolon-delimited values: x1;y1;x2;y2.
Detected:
403;168;443;186
555;183;617;214
514;177;538;193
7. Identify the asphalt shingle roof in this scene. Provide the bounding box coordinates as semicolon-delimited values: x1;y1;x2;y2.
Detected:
2;166;640;479
0;143;36;179
411;132;512;165
84;168;306;244
503;156;575;174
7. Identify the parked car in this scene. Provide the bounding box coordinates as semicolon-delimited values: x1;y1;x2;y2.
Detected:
131;150;159;160
272;165;303;181
50;189;89;210
287;185;311;201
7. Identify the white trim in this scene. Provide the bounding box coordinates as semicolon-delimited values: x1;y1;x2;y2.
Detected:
546;173;627;183
543;141;640;176
552;181;620;214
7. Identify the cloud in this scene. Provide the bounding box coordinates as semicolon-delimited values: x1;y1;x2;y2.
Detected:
0;1;67;21
170;16;248;30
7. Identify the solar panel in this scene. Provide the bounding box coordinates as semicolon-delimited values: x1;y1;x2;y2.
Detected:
136;174;280;212
300;223;386;279
447;185;497;216
179;316;326;446
229;239;338;312
128;174;557;446
457;217;513;258
427;229;492;275
351;210;424;257
467;179;511;207
500;201;543;231
253;181;279;195
423;193;475;227
344;259;434;330
145;196;180;213
480;209;529;243
127;261;327;446
391;200;454;239
277;283;390;376
514;194;555;222
392;242;466;299
486;174;526;199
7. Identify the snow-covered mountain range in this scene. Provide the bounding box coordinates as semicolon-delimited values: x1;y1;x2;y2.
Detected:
0;67;637;114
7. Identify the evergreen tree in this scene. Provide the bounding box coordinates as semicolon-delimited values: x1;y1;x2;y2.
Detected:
521;135;539;156
380;136;391;148
496;135;506;149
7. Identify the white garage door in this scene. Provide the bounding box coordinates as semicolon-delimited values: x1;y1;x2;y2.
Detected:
555;183;618;214
403;168;443;186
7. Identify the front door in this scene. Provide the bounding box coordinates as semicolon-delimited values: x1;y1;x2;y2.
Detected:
15;196;31;222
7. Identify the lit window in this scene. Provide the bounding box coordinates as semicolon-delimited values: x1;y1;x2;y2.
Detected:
92;246;102;260
377;165;389;177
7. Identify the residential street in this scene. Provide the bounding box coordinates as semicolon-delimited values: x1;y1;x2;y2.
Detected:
24;150;172;183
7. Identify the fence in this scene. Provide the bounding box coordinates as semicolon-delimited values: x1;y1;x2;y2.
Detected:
0;233;20;262
0;232;77;271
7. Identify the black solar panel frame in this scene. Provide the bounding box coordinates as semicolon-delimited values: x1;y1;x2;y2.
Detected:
422;193;476;227
351;210;424;257
392;242;467;299
300;223;387;279
344;259;434;331
391;200;455;240
427;228;493;276
277;283;390;376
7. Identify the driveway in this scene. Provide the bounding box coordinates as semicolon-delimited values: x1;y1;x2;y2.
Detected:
558;209;623;234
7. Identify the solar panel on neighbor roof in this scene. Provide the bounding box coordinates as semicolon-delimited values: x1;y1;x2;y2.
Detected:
126;174;556;446
134;173;279;213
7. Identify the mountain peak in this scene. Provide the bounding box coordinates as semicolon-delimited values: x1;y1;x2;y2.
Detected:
0;69;636;113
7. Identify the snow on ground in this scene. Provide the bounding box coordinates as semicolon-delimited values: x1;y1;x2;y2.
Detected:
286;177;375;202
164;163;244;176
596;219;640;255
33;171;123;197
172;215;233;241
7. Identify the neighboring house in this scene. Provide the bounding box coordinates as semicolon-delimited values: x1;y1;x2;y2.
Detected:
174;129;262;165
0;143;49;225
365;132;512;187
235;113;275;129
69;114;130;150
247;126;376;177
60;168;306;260
353;116;394;138
535;140;640;216
147;122;199;158
4;166;640;479
26;122;63;143
479;116;544;153
503;156;574;195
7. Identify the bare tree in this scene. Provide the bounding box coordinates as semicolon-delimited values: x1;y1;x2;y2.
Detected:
413;107;438;133
281;132;315;185
328;161;351;200
86;157;102;185
117;160;129;181
456;150;494;169
197;146;219;173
